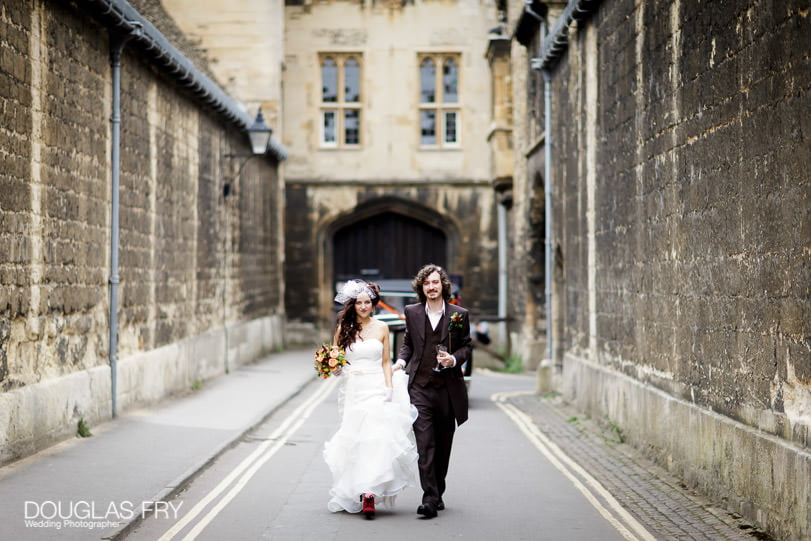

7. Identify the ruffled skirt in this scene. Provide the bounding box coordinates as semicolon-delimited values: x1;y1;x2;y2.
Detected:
323;370;418;513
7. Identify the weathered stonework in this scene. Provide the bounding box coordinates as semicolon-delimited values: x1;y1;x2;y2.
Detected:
285;182;499;329
511;1;810;538
283;1;501;330
0;0;285;464
160;0;285;132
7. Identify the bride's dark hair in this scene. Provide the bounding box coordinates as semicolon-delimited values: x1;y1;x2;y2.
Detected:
335;281;381;351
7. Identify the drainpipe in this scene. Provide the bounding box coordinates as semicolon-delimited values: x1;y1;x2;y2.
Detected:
108;22;142;418
532;13;556;390
543;65;553;367
525;5;553;368
497;198;509;349
519;1;601;387
537;13;553;368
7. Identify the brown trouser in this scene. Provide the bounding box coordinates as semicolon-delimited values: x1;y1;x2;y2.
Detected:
410;382;456;506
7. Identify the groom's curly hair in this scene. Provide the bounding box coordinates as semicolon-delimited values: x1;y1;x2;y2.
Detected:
335;281;381;351
412;264;453;304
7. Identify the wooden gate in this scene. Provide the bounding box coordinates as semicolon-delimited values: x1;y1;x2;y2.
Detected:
333;212;447;281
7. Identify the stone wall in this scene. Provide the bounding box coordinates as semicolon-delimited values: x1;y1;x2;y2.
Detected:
532;1;810;538
0;0;284;464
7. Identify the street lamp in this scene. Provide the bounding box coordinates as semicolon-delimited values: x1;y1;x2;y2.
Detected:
224;108;273;197
246;108;272;156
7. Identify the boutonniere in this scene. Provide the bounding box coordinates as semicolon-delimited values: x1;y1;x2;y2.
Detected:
449;312;463;330
448;312;463;352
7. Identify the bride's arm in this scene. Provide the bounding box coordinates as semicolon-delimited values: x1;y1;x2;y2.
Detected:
381;323;392;388
332;324;345;377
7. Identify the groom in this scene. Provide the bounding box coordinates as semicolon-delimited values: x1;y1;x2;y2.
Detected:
393;264;471;519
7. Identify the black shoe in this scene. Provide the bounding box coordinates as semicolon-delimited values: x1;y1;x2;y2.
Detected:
417;503;438;518
436;500;445;511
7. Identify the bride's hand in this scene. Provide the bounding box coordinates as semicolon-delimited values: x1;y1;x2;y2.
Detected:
383;387;393;402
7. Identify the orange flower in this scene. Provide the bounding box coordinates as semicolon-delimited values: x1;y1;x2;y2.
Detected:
313;344;348;379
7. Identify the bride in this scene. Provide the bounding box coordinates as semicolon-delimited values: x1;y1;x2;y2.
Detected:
323;280;419;518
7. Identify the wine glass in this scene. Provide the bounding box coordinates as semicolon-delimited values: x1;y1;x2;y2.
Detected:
434;344;448;372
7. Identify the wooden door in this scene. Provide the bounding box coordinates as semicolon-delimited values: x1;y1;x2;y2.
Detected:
333;212;447;281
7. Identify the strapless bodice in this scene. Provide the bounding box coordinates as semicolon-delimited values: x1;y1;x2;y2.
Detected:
345;339;384;370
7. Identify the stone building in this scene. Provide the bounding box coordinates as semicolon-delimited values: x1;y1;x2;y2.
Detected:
165;0;504;338
505;1;810;538
281;0;502;333
0;0;286;463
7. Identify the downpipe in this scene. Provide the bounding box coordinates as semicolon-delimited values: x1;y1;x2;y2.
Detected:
497;198;508;350
542;68;554;369
108;22;142;418
540;19;557;392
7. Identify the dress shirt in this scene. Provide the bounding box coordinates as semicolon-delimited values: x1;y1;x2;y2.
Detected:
425;301;445;331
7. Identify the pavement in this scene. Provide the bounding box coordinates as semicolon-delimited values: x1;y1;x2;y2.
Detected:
501;391;771;541
0;348;772;541
0;349;317;541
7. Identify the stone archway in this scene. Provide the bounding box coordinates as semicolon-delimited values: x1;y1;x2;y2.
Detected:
333;213;447;282
316;197;461;325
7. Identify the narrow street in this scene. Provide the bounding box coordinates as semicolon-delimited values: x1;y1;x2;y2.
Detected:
0;350;770;540
125;371;637;541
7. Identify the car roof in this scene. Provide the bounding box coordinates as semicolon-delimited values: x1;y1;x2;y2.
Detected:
374;279;415;296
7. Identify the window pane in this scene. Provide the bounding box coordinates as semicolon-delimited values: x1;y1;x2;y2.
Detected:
443;58;458;103
323;111;336;143
344;110;360;145
444;111;457;143
345;58;360;102
420;110;436;145
420;58;435;103
322;58;337;102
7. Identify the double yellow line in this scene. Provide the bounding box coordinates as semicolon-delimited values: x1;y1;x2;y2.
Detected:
159;380;336;541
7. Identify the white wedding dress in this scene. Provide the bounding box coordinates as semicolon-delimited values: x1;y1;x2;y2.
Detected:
323;338;419;513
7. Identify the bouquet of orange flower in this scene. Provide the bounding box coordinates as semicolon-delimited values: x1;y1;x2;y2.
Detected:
313;344;349;379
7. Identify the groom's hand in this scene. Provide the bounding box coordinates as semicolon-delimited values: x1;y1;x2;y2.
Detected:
392;359;406;372
437;350;455;369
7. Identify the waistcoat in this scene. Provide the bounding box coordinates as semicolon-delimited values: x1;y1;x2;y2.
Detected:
415;312;445;387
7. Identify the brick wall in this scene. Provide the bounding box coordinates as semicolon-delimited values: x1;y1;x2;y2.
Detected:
0;0;283;459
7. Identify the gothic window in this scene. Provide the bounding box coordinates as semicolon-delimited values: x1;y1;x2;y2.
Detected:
320;54;362;147
418;53;461;147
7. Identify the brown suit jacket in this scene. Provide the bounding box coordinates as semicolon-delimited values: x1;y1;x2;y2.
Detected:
398;303;470;425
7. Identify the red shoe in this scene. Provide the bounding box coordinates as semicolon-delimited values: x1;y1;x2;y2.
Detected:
362;493;375;518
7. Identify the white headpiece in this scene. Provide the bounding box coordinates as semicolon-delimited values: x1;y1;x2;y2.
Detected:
334;280;377;304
